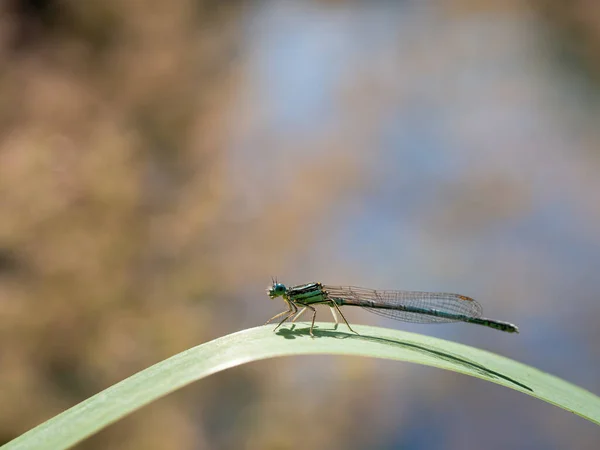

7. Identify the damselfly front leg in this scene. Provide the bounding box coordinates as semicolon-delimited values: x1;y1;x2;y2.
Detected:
265;308;292;325
268;299;297;332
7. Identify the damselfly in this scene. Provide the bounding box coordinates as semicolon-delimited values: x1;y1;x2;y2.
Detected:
266;281;519;337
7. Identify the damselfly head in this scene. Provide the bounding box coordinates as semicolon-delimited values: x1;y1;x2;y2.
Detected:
267;282;287;299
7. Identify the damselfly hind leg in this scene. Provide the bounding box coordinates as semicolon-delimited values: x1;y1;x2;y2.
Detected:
329;307;339;330
306;304;317;338
330;300;359;335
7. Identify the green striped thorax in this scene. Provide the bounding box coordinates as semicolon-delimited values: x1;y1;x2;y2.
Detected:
268;281;329;305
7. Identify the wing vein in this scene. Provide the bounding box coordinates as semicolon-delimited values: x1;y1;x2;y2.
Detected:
323;285;483;324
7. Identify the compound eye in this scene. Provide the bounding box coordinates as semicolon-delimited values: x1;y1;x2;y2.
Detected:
275;284;286;294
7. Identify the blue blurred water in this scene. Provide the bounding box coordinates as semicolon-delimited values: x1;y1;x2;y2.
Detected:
231;1;600;448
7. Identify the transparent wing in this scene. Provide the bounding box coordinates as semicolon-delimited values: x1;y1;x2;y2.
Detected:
323;285;483;324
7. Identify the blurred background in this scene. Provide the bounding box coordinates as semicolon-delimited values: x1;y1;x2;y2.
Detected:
1;0;600;449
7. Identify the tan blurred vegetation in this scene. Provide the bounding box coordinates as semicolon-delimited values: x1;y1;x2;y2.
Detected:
1;0;600;449
0;1;241;447
0;1;353;448
0;0;369;447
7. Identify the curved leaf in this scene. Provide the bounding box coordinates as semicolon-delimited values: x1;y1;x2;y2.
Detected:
4;324;600;450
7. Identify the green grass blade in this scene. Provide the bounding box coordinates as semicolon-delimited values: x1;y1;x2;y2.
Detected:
4;324;600;450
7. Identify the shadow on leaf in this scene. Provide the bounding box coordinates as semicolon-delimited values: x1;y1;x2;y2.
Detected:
276;324;533;392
